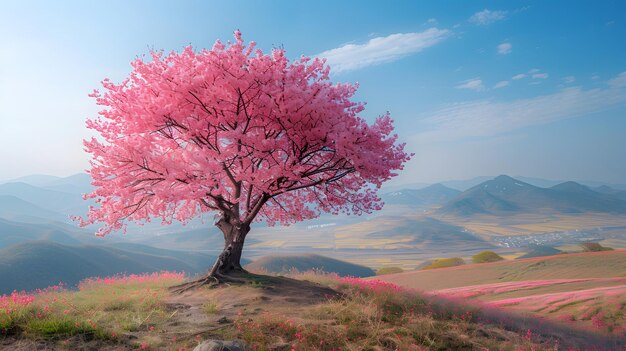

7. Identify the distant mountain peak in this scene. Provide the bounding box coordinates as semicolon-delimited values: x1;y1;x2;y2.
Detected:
551;181;592;193
426;183;451;190
492;175;523;184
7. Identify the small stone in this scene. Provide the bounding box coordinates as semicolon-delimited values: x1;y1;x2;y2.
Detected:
193;340;246;351
217;316;231;324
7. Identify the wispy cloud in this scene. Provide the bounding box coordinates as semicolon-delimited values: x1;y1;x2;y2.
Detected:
469;9;507;25
562;76;576;84
532;73;549;79
417;73;626;141
456;78;485;91
494;80;509;89
424;18;438;26
497;42;512;55
512;73;527;80
608;71;626;88
317;28;450;73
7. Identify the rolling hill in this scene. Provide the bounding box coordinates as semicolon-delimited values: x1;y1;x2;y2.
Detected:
0;218;92;248
0;182;87;219
375;250;626;291
439;175;626;216
246;253;376;277
0;195;68;223
0;241;221;293
382;183;461;208
41;173;94;195
334;216;493;251
594;185;626;201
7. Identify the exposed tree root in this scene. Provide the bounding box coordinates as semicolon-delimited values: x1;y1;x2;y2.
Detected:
169;271;249;294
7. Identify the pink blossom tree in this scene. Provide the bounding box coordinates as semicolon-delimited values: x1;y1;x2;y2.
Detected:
78;31;411;287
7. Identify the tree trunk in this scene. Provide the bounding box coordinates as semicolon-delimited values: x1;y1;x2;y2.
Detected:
209;215;250;276
169;213;251;293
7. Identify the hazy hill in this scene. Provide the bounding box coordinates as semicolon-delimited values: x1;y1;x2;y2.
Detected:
133;227;260;251
246;253;375;277
334;216;493;252
365;216;489;248
594;185;626;201
382;183;461;208
517;245;563;259
439;175;626;216
0;241;219;293
41;173;94;195
108;242;249;272
0;195;68;223
0;182;86;218
0;218;94;248
0;174;61;186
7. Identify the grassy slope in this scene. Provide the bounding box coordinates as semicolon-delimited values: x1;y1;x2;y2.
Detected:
376;250;626;291
2;272;622;350
0;241;220;293
245;253;376;277
377;251;626;336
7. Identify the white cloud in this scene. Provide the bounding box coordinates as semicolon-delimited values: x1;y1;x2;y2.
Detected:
608;71;626;88
469;9;507;25
497;42;512;55
532;73;549;79
512;73;527;80
417;73;626;141
317;28;450;73
528;68;540;74
563;76;576;84
494;80;509;89
456;78;485;91
424;18;438;26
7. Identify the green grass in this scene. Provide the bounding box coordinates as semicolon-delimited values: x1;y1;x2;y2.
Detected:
202;301;219;314
25;317;103;338
0;272;184;349
421;257;466;270
376;266;404;275
472;251;504;263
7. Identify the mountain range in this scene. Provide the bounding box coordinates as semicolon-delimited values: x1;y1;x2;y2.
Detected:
382;175;626;217
382;183;461;208
1;172;625;293
438;175;626;216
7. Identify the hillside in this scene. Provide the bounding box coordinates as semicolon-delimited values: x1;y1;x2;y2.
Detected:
0;218;92;249
439;175;626;216
0;195;68;223
246;253;375;277
376;250;626;291
40;173;94;195
382;183;461;208
334;216;493;251
0;241;222;293
0;182;86;218
1;271;619;350
595;185;626;201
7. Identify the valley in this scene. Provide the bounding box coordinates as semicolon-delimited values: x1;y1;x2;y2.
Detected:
1;173;626;287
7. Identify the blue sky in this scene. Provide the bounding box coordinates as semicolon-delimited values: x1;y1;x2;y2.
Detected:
0;0;625;185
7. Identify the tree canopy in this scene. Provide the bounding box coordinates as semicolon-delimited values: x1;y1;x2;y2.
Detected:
77;31;411;237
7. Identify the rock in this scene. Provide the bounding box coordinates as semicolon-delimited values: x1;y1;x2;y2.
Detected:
217;316;231;324
193;340;246;351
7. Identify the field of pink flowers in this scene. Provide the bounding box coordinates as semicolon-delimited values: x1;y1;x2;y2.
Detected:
431;278;626;335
